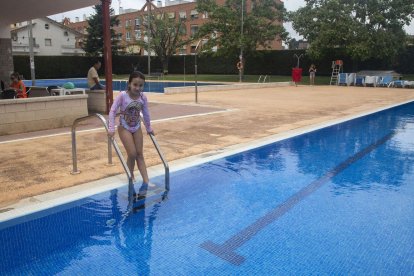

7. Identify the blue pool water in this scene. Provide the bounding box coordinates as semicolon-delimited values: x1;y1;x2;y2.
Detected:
1;102;414;275
22;79;221;93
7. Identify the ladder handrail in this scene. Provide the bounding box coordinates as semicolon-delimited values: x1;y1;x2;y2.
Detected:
258;75;263;83
148;133;170;191
71;114;132;183
263;75;268;83
72;113;170;192
141;115;170;191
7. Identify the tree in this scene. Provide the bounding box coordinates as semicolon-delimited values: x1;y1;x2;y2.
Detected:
137;12;192;74
196;0;288;58
83;4;120;56
291;0;414;62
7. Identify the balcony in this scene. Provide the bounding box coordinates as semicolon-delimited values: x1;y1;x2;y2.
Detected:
61;45;85;55
12;43;40;54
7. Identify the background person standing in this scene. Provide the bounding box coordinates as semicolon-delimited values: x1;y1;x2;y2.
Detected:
309;64;317;85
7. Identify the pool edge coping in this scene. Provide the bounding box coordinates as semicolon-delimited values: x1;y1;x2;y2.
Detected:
1;98;413;223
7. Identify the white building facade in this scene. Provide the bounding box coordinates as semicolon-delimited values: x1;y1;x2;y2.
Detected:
11;17;85;56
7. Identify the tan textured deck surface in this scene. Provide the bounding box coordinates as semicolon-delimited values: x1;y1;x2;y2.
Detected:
1;85;414;208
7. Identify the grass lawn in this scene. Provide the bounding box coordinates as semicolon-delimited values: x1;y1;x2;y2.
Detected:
113;74;414;85
113;74;333;85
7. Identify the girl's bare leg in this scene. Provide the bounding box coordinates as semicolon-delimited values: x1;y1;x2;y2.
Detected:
118;126;137;181
132;128;150;184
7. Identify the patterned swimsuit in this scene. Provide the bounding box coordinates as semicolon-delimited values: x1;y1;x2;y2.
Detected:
108;91;152;133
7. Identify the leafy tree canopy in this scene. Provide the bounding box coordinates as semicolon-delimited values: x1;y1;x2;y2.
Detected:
83;4;120;56
196;0;288;57
291;0;414;62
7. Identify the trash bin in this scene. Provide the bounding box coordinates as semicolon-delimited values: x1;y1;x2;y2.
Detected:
292;68;302;85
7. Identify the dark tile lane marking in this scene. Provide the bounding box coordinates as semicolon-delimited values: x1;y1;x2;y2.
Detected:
200;131;396;265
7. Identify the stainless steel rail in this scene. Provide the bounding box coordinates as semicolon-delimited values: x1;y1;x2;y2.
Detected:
148;133;170;191
71;114;132;184
71;114;170;191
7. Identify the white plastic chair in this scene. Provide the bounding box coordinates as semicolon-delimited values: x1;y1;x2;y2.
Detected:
347;73;356;86
364;76;380;87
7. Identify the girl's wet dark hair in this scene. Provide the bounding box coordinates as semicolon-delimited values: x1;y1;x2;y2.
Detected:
128;71;145;83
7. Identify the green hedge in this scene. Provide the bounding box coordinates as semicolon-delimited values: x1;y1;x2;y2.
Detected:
13;46;414;79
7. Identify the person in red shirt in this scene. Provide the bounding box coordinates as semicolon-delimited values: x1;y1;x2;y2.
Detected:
10;72;27;98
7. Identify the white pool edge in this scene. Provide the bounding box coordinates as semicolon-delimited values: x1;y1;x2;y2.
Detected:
1;99;413;223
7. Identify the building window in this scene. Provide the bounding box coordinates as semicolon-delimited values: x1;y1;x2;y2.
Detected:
126;31;131;41
179;11;187;19
45;39;52;46
12;33;17;41
202;12;209;19
179;46;186;55
190;10;198;19
190;45;196;53
135;18;140;26
45;23;49;29
179;25;187;35
64;31;69;36
135;30;141;39
190;25;199;36
168;12;175;19
126;20;130;27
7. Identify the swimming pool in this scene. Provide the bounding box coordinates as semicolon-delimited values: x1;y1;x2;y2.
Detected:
1;101;413;274
22;78;221;93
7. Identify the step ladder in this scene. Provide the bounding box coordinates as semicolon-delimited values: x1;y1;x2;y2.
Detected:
330;60;343;85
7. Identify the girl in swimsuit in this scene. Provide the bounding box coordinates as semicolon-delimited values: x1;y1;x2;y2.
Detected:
108;71;155;189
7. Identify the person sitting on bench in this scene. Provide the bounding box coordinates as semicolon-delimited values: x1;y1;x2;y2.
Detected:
87;60;105;90
9;72;27;98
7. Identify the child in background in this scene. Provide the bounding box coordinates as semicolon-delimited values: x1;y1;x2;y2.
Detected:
309;64;317;86
10;72;27;98
108;71;155;192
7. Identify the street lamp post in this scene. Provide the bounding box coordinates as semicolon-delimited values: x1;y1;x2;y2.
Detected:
194;39;203;104
28;20;35;85
146;0;154;75
239;0;244;82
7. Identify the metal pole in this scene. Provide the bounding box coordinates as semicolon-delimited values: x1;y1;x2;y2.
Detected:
195;52;198;103
239;0;244;83
147;0;151;75
107;136;113;165
28;20;35;86
102;0;114;114
71;128;80;174
194;40;202;104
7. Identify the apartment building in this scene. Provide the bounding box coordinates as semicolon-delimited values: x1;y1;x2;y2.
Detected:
11;17;85;56
66;0;283;55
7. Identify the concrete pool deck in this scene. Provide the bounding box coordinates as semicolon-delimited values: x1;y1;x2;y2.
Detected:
1;84;414;211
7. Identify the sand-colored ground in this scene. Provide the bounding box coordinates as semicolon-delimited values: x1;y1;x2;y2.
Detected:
1;85;414;208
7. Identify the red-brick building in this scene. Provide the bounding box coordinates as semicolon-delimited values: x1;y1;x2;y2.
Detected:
65;0;283;55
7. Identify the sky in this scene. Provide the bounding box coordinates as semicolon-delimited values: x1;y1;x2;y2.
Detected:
50;0;413;39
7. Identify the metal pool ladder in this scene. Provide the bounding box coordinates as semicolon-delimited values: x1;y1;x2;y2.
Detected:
71;114;170;191
258;75;268;83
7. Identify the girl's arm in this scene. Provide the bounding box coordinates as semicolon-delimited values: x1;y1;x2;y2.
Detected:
141;94;153;134
108;93;123;134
